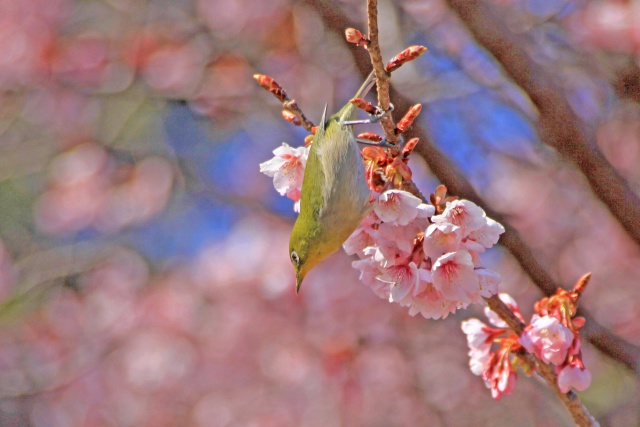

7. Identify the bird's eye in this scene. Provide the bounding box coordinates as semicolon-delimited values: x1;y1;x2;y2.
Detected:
290;251;300;265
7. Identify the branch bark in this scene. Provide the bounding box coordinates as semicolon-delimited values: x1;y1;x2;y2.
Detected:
365;0;398;144
447;0;640;250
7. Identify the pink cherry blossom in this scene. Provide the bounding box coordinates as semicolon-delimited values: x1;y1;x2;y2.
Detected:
372;221;421;257
352;258;388;299
259;143;309;209
379;262;420;304
405;272;458;319
461;318;497;375
483;350;517;400
413;292;457;319
431;250;478;303
519;315;574;365
557;363;592;393
461;318;493;355
432;199;486;235
362;242;408;268
343;215;376;256
475;268;501;298
374;189;423;226
493;362;517;400
423;222;462;260
468;349;491;377
416;203;436;218
463;217;505;253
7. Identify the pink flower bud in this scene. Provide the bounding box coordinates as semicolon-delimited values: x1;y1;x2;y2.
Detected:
557;363;592;393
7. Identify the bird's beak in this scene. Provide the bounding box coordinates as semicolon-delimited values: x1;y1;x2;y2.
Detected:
295;272;304;294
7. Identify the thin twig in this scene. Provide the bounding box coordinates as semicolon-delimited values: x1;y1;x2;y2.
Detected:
254;74;316;133
366;0;399;145
283;100;316;133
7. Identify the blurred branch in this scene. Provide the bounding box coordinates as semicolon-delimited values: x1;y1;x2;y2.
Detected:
0;242;118;321
447;0;640;251
0;139;57;182
307;0;640;377
363;3;598;424
14;242;116;291
613;62;640;104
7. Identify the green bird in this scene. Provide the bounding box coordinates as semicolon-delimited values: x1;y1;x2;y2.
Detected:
289;72;376;293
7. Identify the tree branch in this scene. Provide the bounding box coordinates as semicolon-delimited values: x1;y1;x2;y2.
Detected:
365;0;398;144
447;0;640;250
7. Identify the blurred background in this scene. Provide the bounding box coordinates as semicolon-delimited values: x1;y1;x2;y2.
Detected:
0;0;638;426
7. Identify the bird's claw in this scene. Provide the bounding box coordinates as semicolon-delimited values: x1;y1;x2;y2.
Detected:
356;136;403;150
341;103;395;127
367;103;394;124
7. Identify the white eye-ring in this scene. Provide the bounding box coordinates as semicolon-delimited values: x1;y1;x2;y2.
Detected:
290;251;300;265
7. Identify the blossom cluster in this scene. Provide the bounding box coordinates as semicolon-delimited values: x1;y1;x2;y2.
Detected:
462;288;592;400
345;194;505;319
521;278;592;394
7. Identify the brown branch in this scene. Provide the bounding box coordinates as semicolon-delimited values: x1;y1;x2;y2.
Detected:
612;61;640;104
485;294;525;334
447;0;640;251
303;0;640;378
366;0;398;144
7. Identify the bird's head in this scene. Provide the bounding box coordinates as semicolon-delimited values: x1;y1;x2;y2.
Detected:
289;231;316;294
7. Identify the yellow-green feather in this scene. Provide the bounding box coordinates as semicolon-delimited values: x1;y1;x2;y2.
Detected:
290;72;375;289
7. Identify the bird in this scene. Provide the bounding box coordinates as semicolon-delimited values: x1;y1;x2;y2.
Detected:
289;72;376;293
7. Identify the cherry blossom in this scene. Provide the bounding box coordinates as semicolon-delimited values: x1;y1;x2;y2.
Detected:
423;222;462;260
407;279;457;320
475;268;501;298
374;189;428;226
520;315;574;365
351;258;387;299
463;217;505;253
260;143;309;211
432;199;486;235
461;318;493;354
432;250;480;304
342;214;377;256
461;318;494;375
344;191;503;317
381;262;420;304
